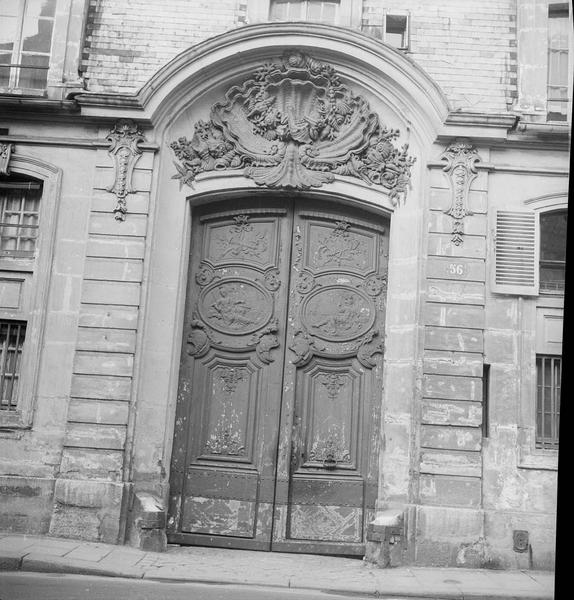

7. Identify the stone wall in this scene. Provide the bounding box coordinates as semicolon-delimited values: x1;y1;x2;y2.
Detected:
49;127;155;543
82;0;247;92
80;0;517;113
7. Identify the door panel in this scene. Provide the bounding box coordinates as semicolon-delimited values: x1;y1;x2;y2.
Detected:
169;199;388;554
169;203;292;549
272;205;387;554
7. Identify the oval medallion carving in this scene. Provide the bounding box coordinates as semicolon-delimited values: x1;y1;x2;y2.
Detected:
301;286;375;342
199;279;273;335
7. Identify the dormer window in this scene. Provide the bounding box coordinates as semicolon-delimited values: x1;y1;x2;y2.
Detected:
0;0;57;91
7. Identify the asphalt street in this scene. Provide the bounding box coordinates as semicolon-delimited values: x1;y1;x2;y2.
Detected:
0;572;439;600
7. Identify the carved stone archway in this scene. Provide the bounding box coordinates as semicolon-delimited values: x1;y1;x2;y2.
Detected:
124;23;450;551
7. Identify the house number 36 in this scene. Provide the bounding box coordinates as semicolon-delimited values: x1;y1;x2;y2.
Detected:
448;263;466;277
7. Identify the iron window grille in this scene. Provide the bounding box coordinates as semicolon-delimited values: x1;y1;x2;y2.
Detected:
0;320;26;412
0;0;57;90
536;355;561;449
0;180;41;258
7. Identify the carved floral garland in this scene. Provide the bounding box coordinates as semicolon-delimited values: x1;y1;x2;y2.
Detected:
171;51;415;203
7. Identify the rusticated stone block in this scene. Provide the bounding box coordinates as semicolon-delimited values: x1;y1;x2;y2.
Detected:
423;350;483;377
50;479;126;543
0;476;55;534
68;398;130;425
420;424;482;451
78;305;139;330
427;233;486;259
425;326;483;352
423;374;482;401
420;449;482;477
60;448;124;481
424;303;485;329
82;280;141;307
419;474;482;508
71;374;132;401
421;399;482;427
65;422;127;450
426;281;485;305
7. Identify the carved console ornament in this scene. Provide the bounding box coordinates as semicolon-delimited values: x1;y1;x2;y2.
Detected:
441;141;481;245
171;51;415;203
0;143;14;176
106;119;145;221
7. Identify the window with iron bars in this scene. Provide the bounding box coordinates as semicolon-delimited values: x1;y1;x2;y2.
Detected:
0;179;41;258
536;355;561;449
0;0;57;90
0;320;26;412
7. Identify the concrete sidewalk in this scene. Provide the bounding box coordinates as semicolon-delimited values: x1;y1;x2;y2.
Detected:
0;533;555;599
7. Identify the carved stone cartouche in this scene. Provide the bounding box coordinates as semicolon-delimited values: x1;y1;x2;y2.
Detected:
106;119;145;221
171;51;415;202
441;141;480;245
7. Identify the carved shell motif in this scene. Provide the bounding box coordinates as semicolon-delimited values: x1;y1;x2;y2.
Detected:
171;51;415;203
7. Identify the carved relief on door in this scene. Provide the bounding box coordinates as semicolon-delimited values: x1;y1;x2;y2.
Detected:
169;201;388;555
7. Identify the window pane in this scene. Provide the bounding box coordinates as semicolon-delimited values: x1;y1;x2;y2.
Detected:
307;1;322;22
540;210;567;262
18;52;49;88
0;15;18;49
25;0;56;18
0;0;20;17
269;1;287;20
0;180;41;256
287;1;302;19
22;17;53;53
540;209;567;291
386;15;408;48
322;2;337;24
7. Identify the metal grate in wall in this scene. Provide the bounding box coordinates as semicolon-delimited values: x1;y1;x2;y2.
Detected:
536;355;561;449
0;320;26;412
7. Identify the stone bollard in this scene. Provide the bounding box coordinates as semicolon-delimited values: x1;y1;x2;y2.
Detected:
128;491;167;552
365;509;405;568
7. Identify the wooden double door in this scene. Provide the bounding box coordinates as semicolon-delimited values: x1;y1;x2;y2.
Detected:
169;198;389;555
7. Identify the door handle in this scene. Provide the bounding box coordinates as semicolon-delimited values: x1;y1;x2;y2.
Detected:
322;452;337;470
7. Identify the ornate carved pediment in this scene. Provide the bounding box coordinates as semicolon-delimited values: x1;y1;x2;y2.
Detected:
171;51;415;203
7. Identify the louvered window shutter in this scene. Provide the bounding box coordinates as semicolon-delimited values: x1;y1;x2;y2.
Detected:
492;209;539;295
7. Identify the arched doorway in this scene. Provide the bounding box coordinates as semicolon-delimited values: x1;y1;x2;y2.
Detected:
168;196;389;555
125;23;449;559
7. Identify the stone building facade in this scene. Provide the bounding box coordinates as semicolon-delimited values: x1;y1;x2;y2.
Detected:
0;0;569;569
